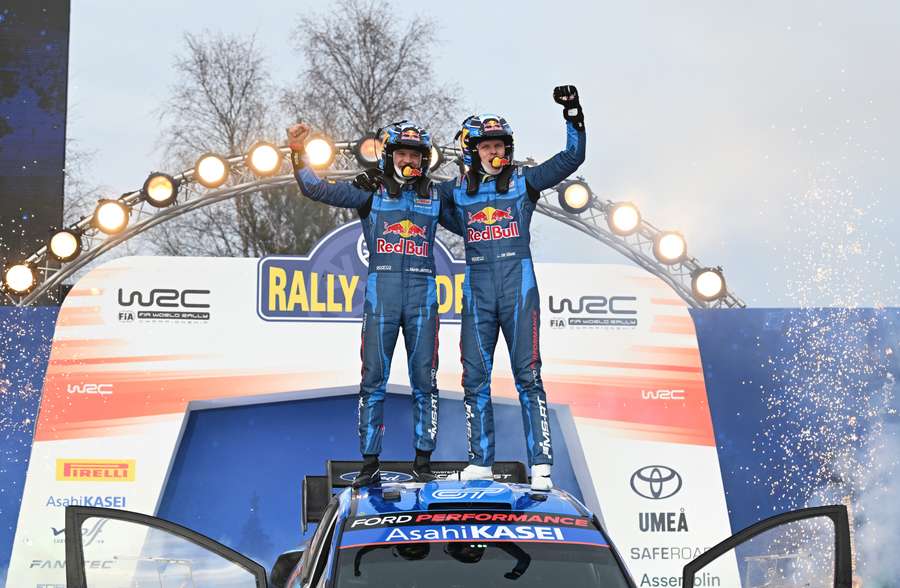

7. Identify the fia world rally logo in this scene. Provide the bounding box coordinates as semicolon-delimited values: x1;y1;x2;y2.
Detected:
377;219;429;258
466;206;519;243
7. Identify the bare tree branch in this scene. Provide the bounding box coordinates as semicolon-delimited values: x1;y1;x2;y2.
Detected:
284;0;462;143
151;1;464;259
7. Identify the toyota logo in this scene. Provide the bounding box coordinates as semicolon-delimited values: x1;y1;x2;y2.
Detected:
630;465;682;500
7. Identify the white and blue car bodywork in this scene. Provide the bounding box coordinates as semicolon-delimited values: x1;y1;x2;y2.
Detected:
62;461;853;588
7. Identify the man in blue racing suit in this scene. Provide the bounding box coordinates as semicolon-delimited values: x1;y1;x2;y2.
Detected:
287;120;461;486
437;85;586;491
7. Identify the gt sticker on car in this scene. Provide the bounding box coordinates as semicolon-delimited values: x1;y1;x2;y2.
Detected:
429;487;508;500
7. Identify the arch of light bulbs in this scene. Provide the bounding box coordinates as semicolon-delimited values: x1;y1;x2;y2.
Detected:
1;135;744;309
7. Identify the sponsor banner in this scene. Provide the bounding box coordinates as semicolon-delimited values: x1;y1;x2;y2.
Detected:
55;459;135;482
541;263;737;583
8;425;182;586
340;524;609;548
548;293;638;329
7;222;732;585
347;512;593;530
116;287;211;324
44;495;127;509
573;437;739;584
338;470;414;484
4;274;897;587
66;383;114;396
50;517;106;547
257;222;465;322
28;559;116;570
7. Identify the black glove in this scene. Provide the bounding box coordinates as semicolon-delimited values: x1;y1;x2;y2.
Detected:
352;168;383;192
553;85;584;130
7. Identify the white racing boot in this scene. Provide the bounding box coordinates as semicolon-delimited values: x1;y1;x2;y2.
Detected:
452;464;494;481
531;464;553;491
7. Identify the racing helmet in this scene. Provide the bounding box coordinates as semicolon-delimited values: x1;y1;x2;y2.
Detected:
377;120;433;178
456;114;514;168
445;542;486;564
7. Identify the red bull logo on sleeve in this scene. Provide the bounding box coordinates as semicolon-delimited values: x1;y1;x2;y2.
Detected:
378;219;429;257
466;206;519;243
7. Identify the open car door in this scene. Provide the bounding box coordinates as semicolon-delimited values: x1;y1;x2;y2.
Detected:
65;506;269;588
682;504;852;588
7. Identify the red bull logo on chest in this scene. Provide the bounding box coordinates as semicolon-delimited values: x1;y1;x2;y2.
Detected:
466;206;513;226
383;219;427;238
466;206;519;242
378;219;429;257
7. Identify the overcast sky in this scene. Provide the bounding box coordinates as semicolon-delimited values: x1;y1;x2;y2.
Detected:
67;0;900;307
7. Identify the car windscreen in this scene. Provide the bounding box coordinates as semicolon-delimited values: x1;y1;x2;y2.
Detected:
335;511;632;588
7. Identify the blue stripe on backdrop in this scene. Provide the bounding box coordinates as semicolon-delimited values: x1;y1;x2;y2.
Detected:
6;305;897;583
156;392;580;570
0;306;59;586
693;308;900;532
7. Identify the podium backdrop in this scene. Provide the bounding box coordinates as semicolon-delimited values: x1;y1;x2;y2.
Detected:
1;222;897;586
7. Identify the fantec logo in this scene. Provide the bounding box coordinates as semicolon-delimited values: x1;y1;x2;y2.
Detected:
339;471;414;483
117;288;210;308
630;465;683;500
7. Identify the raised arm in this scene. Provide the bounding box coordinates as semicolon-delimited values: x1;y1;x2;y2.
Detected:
288;123;373;209
523;85;587;196
294;167;373;209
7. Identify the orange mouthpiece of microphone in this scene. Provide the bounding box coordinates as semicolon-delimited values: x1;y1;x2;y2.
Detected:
491;157;510;168
402;165;423;177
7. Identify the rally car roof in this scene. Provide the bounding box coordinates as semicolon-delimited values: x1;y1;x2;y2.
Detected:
302;460;590;531
352;480;588;517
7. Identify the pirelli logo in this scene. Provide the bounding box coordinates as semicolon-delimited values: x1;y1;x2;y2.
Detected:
56;460;136;482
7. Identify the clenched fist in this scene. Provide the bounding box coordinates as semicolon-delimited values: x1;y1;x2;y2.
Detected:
552;84;584;130
286;122;312;152
553;85;580;107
